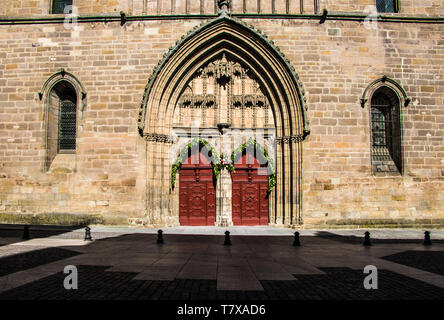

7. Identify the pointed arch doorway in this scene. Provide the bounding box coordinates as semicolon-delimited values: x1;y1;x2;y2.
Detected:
138;12;310;227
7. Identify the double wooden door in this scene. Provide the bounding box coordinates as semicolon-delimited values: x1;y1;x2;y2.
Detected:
179;151;269;226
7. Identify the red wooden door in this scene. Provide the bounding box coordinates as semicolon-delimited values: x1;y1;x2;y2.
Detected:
179;151;216;226
232;153;269;226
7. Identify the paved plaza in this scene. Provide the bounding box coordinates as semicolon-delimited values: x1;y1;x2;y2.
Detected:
0;226;443;300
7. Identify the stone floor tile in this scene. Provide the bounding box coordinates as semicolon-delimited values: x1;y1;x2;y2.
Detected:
217;265;264;291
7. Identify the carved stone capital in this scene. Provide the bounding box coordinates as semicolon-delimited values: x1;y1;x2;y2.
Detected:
276;135;304;144
144;133;173;143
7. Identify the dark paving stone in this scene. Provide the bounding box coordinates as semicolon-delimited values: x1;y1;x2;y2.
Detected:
274;268;444;300
314;231;444;245
0;247;80;277
1;266;443;300
381;250;444;276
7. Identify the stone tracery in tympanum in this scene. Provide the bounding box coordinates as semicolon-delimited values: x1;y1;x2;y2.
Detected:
172;53;275;130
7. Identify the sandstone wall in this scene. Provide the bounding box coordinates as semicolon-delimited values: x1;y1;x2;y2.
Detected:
0;1;443;226
0;0;443;17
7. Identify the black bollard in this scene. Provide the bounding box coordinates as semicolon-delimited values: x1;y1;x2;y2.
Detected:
157;229;164;244
424;231;432;246
22;225;30;240
293;231;301;246
84;226;92;241
224;231;232;246
363;231;371;246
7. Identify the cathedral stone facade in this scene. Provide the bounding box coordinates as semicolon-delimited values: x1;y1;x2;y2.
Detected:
0;0;443;228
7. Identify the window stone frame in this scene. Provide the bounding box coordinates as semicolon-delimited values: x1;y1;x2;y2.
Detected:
361;75;410;176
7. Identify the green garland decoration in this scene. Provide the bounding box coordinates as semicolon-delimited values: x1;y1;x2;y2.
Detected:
171;138;276;192
230;138;277;192
171;138;220;189
214;153;235;174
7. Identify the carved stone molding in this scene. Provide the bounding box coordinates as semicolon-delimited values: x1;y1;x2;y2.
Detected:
361;75;410;108
39;69;87;115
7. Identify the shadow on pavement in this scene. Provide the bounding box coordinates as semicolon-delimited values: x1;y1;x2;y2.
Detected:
0;224;84;247
314;231;444;244
0;231;444;300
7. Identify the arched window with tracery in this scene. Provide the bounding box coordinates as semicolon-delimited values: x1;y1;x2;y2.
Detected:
40;70;86;171
54;81;77;152
370;87;402;175
362;76;409;176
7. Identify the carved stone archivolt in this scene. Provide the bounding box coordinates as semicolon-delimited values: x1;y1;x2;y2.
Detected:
137;15;310;137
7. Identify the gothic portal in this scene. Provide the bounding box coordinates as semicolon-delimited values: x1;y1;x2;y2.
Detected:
139;14;309;227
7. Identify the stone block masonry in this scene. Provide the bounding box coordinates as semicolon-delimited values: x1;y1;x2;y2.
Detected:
0;0;443;227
